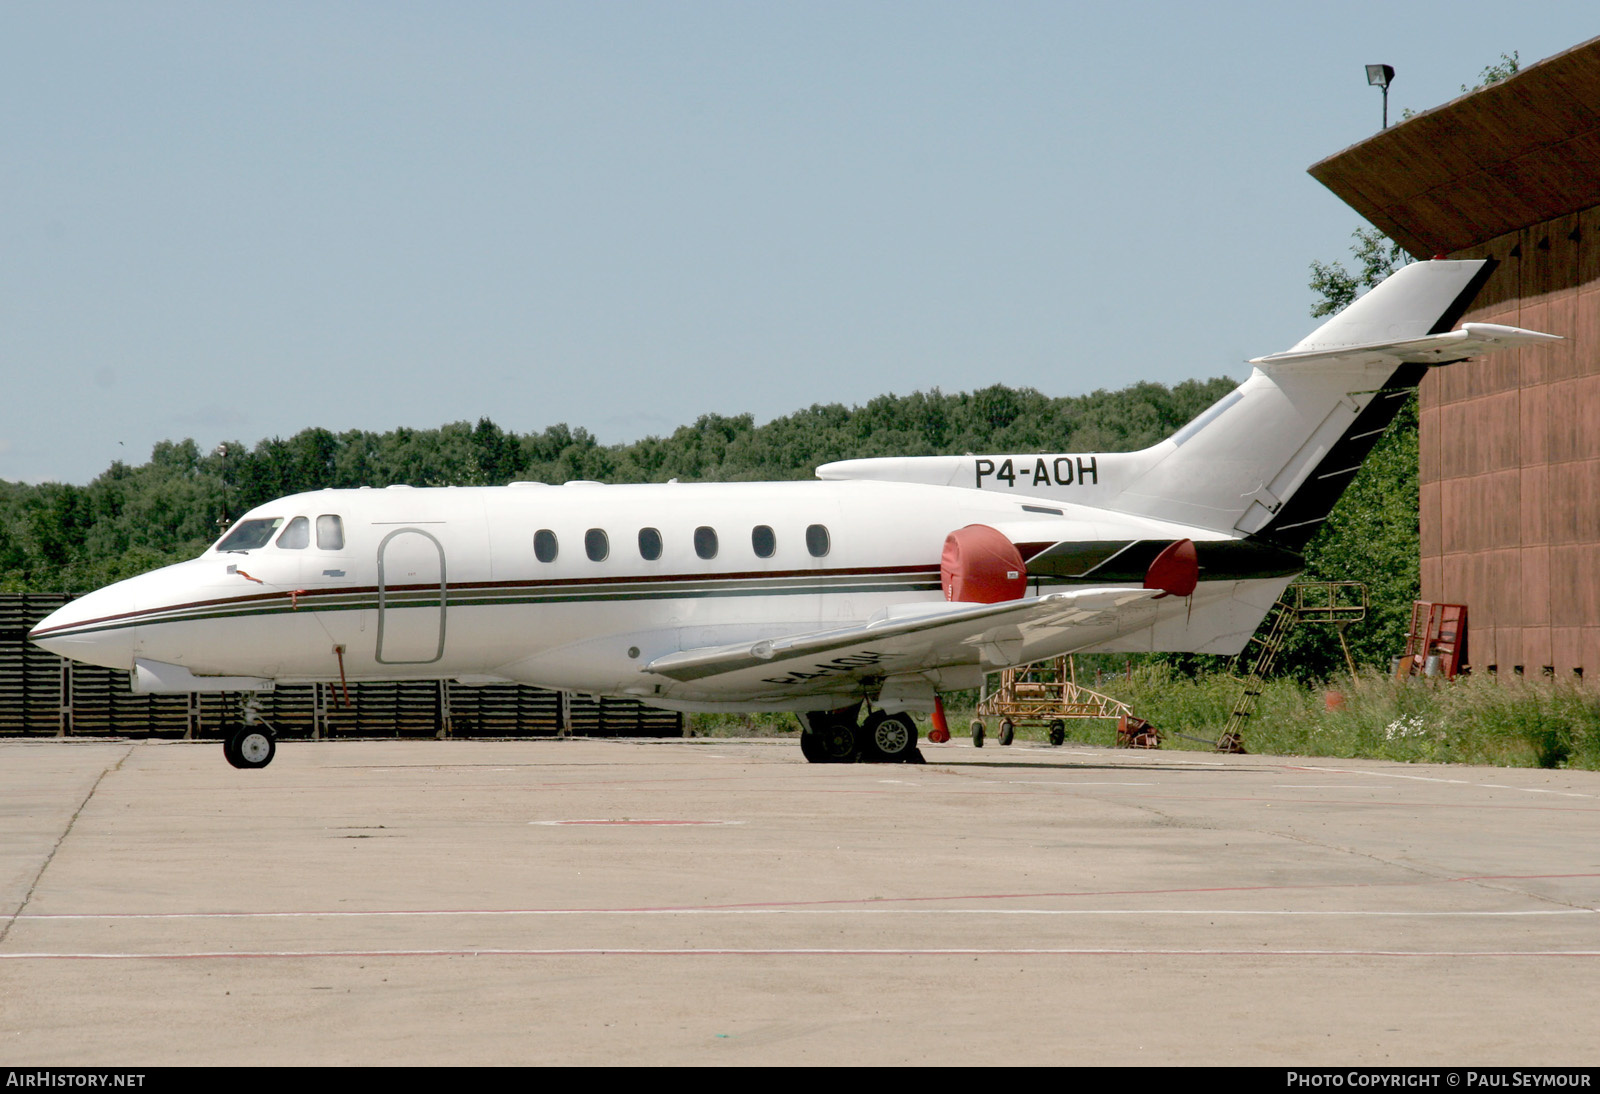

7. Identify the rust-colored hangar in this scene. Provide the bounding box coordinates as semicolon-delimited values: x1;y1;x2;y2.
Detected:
1311;35;1600;680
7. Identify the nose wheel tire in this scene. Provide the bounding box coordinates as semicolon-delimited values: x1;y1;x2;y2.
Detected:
970;720;985;748
998;719;1015;747
225;726;277;770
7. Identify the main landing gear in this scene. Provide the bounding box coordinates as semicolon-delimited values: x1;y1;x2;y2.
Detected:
799;706;924;764
223;695;278;770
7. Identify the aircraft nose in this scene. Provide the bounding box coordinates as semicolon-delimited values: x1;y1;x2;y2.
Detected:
28;585;141;671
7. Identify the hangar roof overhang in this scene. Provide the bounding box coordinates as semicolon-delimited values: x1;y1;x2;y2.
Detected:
1309;36;1600;258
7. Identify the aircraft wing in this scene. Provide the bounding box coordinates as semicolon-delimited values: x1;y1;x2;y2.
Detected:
642;586;1165;698
1251;322;1560;369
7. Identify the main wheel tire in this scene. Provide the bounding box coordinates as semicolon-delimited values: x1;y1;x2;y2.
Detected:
970;720;985;748
998;719;1015;747
222;730;243;769
800;728;830;764
863;711;918;762
1048;719;1066;747
819;721;857;763
229;726;276;770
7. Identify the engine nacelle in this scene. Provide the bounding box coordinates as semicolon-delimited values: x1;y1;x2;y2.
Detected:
941;524;1027;603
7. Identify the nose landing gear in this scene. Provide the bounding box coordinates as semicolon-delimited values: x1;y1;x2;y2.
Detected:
223;695;279;770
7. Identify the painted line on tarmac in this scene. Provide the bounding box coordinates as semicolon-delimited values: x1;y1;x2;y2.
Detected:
1284;765;1599;799
10;871;1596;923
1122;793;1600;813
1009;780;1154;786
6;947;1600;960
1001;773;1598;807
528;819;745;826
11;907;1595;921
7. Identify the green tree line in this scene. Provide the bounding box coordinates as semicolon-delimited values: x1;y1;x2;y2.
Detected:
0;379;1232;592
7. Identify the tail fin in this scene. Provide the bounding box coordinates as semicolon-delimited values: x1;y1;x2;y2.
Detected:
1104;259;1557;550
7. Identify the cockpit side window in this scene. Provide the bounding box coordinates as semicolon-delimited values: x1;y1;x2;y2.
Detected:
216;518;284;552
316;514;344;551
276;517;310;550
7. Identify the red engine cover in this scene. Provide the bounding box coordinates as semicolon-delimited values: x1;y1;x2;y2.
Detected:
1143;538;1198;598
941;524;1027;603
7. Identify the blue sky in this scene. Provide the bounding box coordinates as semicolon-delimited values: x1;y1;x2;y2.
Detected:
3;2;1595;484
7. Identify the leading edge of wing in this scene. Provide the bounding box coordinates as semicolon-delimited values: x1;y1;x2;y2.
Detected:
642;586;1163;684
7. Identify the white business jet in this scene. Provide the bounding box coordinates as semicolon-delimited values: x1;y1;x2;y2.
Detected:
30;259;1555;768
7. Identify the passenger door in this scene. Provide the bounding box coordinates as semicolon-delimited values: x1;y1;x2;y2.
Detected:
376;528;447;664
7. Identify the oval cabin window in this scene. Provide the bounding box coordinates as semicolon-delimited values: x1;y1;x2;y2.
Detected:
534;529;559;563
751;525;776;558
585;528;609;562
638;527;663;561
694;526;718;560
806;524;830;558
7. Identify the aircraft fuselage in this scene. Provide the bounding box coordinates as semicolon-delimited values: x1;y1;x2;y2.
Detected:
31;477;1292;712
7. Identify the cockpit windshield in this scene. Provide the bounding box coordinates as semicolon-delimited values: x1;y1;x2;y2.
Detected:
215;518;284;552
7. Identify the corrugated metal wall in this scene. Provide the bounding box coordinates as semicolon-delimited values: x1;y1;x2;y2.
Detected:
1421;204;1600;678
0;594;683;739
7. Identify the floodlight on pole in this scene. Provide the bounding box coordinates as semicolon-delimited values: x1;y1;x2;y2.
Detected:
1366;64;1395;129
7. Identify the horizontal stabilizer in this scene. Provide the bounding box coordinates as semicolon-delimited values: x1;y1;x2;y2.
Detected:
1099;261;1553;546
1251;322;1560;370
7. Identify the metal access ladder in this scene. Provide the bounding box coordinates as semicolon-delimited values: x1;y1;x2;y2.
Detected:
1217;582;1368;752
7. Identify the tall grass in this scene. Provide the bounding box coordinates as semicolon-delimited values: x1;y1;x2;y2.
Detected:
1095;665;1600;769
686;667;1600;770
